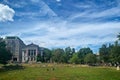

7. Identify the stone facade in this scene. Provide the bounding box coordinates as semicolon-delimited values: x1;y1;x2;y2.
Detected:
4;36;44;63
22;43;44;63
5;36;26;62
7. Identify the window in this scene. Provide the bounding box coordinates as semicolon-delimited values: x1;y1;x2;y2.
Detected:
24;50;26;53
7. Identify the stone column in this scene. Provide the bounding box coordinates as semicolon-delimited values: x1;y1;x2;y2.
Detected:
22;51;23;62
36;49;37;56
26;49;28;57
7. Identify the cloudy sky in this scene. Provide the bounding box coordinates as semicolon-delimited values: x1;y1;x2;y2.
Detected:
0;0;120;53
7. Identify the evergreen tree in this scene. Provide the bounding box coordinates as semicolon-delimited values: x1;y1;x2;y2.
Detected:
78;47;93;64
0;38;12;65
99;44;109;63
110;41;120;64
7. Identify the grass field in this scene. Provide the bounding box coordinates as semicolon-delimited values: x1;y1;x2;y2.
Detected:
0;64;120;80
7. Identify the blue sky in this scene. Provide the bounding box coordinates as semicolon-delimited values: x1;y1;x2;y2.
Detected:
0;0;120;53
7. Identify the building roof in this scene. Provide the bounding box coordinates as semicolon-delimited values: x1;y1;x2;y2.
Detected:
22;43;45;51
22;43;40;49
26;43;39;47
6;36;19;39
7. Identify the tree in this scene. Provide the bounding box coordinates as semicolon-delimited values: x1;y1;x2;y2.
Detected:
99;44;109;63
84;53;97;65
0;39;12;65
52;48;65;63
71;48;75;54
110;41;120;64
37;48;52;62
43;48;52;62
65;47;73;63
69;53;79;64
78;47;93;64
37;53;43;62
110;33;120;70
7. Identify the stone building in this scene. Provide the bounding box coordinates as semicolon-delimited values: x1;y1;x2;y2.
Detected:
5;36;26;62
22;43;44;63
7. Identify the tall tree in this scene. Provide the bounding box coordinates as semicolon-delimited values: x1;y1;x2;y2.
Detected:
84;53;97;65
110;41;120;64
69;53;79;64
37;48;52;62
71;48;75;54
65;47;74;63
43;48;52;62
99;44;109;63
110;33;120;70
0;38;12;65
78;47;93;64
52;48;65;63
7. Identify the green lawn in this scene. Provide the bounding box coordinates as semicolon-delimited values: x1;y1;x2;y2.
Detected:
0;64;120;80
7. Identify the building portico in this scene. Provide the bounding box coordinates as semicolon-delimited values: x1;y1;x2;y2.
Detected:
22;43;43;63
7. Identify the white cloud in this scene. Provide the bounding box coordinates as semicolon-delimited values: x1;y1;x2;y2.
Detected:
56;0;61;2
0;4;15;22
30;0;40;3
15;0;57;19
90;7;120;18
69;5;120;21
1;0;120;53
3;21;118;49
40;1;57;17
1;20;120;52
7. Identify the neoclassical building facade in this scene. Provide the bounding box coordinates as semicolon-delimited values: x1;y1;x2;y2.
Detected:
22;43;44;63
5;36;44;63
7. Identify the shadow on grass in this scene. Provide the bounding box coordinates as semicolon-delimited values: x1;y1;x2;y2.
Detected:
0;64;25;72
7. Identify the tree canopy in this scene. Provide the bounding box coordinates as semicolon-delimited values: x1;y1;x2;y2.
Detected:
0;39;12;65
69;53;79;64
84;53;97;65
78;47;93;64
52;48;65;63
99;44;109;63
